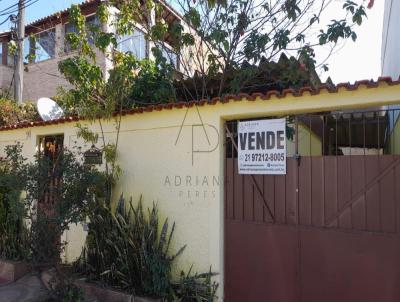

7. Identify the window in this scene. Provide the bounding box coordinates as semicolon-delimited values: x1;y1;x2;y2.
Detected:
158;44;178;68
37;135;64;208
85;15;100;45
64;22;77;53
7;49;14;66
116;28;147;60
0;42;14;66
31;29;56;62
23;38;30;63
64;15;100;53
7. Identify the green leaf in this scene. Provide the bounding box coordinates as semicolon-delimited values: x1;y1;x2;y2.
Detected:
223;40;229;52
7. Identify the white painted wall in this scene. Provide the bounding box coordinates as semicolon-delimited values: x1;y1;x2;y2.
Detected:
382;0;400;79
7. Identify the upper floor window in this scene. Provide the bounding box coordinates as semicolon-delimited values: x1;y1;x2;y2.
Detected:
8;55;13;66
64;22;77;53
64;14;100;53
23;38;30;64
0;42;11;66
7;44;14;66
155;42;178;69
30;29;56;62
116;28;147;60
85;15;101;45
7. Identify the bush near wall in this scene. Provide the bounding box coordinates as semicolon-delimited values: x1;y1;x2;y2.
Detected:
74;196;219;301
0;144;105;264
0;144;30;261
0;98;39;127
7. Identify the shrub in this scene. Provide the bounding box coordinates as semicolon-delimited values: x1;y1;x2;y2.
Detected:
76;196;185;297
0;143;30;260
75;195;218;301
0;143;106;265
0;98;39;127
170;268;219;302
48;271;85;302
23;148;106;266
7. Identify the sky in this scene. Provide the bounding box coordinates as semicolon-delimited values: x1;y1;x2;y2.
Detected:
314;0;385;83
0;0;385;84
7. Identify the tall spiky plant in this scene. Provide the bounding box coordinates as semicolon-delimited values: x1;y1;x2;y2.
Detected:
76;195;185;297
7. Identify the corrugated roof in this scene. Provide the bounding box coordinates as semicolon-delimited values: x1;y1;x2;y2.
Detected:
0;0;99;37
1;76;399;132
26;0;99;28
0;0;181;38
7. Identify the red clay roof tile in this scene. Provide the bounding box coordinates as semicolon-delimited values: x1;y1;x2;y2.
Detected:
1;77;400;132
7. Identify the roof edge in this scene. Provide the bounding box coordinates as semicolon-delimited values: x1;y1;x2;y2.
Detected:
1;76;399;132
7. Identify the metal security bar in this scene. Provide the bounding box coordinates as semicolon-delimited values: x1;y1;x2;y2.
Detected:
226;107;400;158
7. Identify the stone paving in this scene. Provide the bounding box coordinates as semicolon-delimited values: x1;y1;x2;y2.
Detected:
0;274;49;302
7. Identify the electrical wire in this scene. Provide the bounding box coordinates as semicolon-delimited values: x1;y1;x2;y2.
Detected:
0;0;40;17
0;0;20;16
0;0;37;15
0;0;39;16
0;14;9;26
0;0;40;35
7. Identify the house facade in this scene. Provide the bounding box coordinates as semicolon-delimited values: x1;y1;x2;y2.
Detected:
1;78;400;301
382;0;400;154
382;0;400;79
0;0;199;101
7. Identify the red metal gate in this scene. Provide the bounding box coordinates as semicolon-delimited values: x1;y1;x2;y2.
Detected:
224;112;400;302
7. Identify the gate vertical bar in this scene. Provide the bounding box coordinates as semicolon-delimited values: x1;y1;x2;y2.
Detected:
295;116;302;302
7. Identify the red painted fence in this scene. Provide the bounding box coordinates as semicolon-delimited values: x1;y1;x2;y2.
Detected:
225;156;400;302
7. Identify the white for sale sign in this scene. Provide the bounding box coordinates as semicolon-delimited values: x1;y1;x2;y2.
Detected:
238;119;286;175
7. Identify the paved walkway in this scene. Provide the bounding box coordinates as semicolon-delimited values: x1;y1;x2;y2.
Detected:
0;274;49;302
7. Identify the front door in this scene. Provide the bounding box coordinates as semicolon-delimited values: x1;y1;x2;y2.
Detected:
37;135;64;215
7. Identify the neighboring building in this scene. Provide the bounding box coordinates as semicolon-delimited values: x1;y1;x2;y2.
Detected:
0;31;14;91
382;0;400;79
0;0;199;101
382;0;400;154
